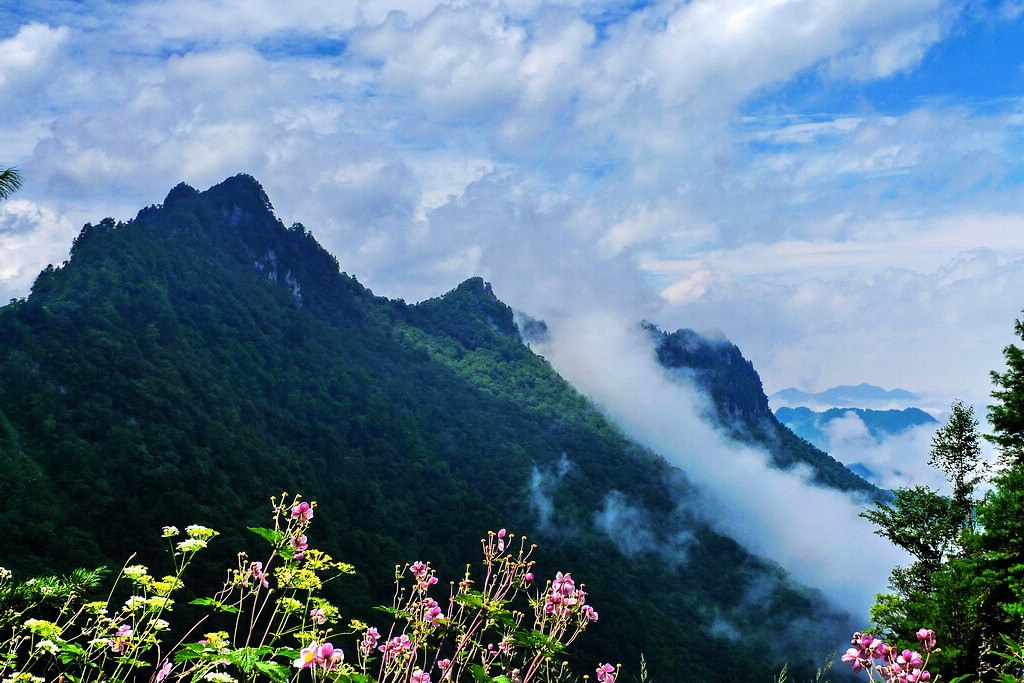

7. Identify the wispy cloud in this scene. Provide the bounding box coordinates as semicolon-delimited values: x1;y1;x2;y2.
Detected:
2;0;1023;410
535;311;908;618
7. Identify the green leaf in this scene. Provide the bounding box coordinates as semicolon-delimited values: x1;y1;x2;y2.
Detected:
469;664;493;683
333;674;376;683
947;675;975;683
189;596;241;613
249;526;286;546
57;642;92;665
467;664;511;683
454;592;486;609
278;647;300;661
509;628;564;655
253;659;292;683
173;643;218;662
373;604;414;619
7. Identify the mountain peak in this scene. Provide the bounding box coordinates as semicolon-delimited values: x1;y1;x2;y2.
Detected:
163;182;201;208
452;276;496;299
202;173;275;216
412;277;521;346
646;323;770;422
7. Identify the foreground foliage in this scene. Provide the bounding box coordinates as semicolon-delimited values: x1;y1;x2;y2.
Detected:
0;494;614;683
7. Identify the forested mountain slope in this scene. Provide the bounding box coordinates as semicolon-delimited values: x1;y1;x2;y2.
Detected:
0;175;854;681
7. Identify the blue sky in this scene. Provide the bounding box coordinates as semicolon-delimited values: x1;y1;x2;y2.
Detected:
3;0;1024;408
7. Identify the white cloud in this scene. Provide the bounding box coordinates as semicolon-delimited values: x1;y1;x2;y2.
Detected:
653;247;1024;401
0;200;76;295
821;413;945;491
2;0;1023;461
0;22;69;91
535;311;908;618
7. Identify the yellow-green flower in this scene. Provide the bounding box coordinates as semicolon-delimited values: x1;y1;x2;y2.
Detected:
22;619;61;639
203;673;237;683
277;597;302;613
123;565;153;586
34;640;59;654
176;538;207;553
83;601;108;615
2;673;46;683
185;525;219;540
147;596;173;611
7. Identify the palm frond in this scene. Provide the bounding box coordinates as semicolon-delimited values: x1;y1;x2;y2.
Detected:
0;167;24;200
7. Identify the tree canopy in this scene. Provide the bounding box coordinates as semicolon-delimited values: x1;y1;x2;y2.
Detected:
863;316;1024;681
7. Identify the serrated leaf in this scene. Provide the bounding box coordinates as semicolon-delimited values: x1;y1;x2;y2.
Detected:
173;643;217;662
469;664;494;683
189;597;241;613
249;526;286;545
468;664;512;683
454;592;486;609
254;659;292;683
333;674;376;683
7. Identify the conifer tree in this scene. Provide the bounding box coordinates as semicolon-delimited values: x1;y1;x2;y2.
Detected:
989;315;1024;464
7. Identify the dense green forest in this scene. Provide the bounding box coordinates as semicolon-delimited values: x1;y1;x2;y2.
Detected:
0;175;874;681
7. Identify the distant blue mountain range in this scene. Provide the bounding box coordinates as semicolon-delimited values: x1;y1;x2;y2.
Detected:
771;383;919;407
775;406;938;452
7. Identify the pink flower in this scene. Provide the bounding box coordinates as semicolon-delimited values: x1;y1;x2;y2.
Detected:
842;647;869;673
294;642;319;669
380;634;412;655
310;608;326;624
582;604;599;622
523;572;534;583
412;669;431;683
552;572;575;596
596;663;616;683
156;661;173;682
318;642;344;670
360;627;379;656
410;561;428;579
293;641;343;670
290;535;309;558
423;598;443;623
291;501;313;523
249;562;270;589
497;528;507;552
916;629;937;651
437;659;452;671
108;624;133;652
897;650;924;669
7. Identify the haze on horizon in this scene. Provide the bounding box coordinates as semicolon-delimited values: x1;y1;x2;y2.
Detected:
3;0;1024;410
